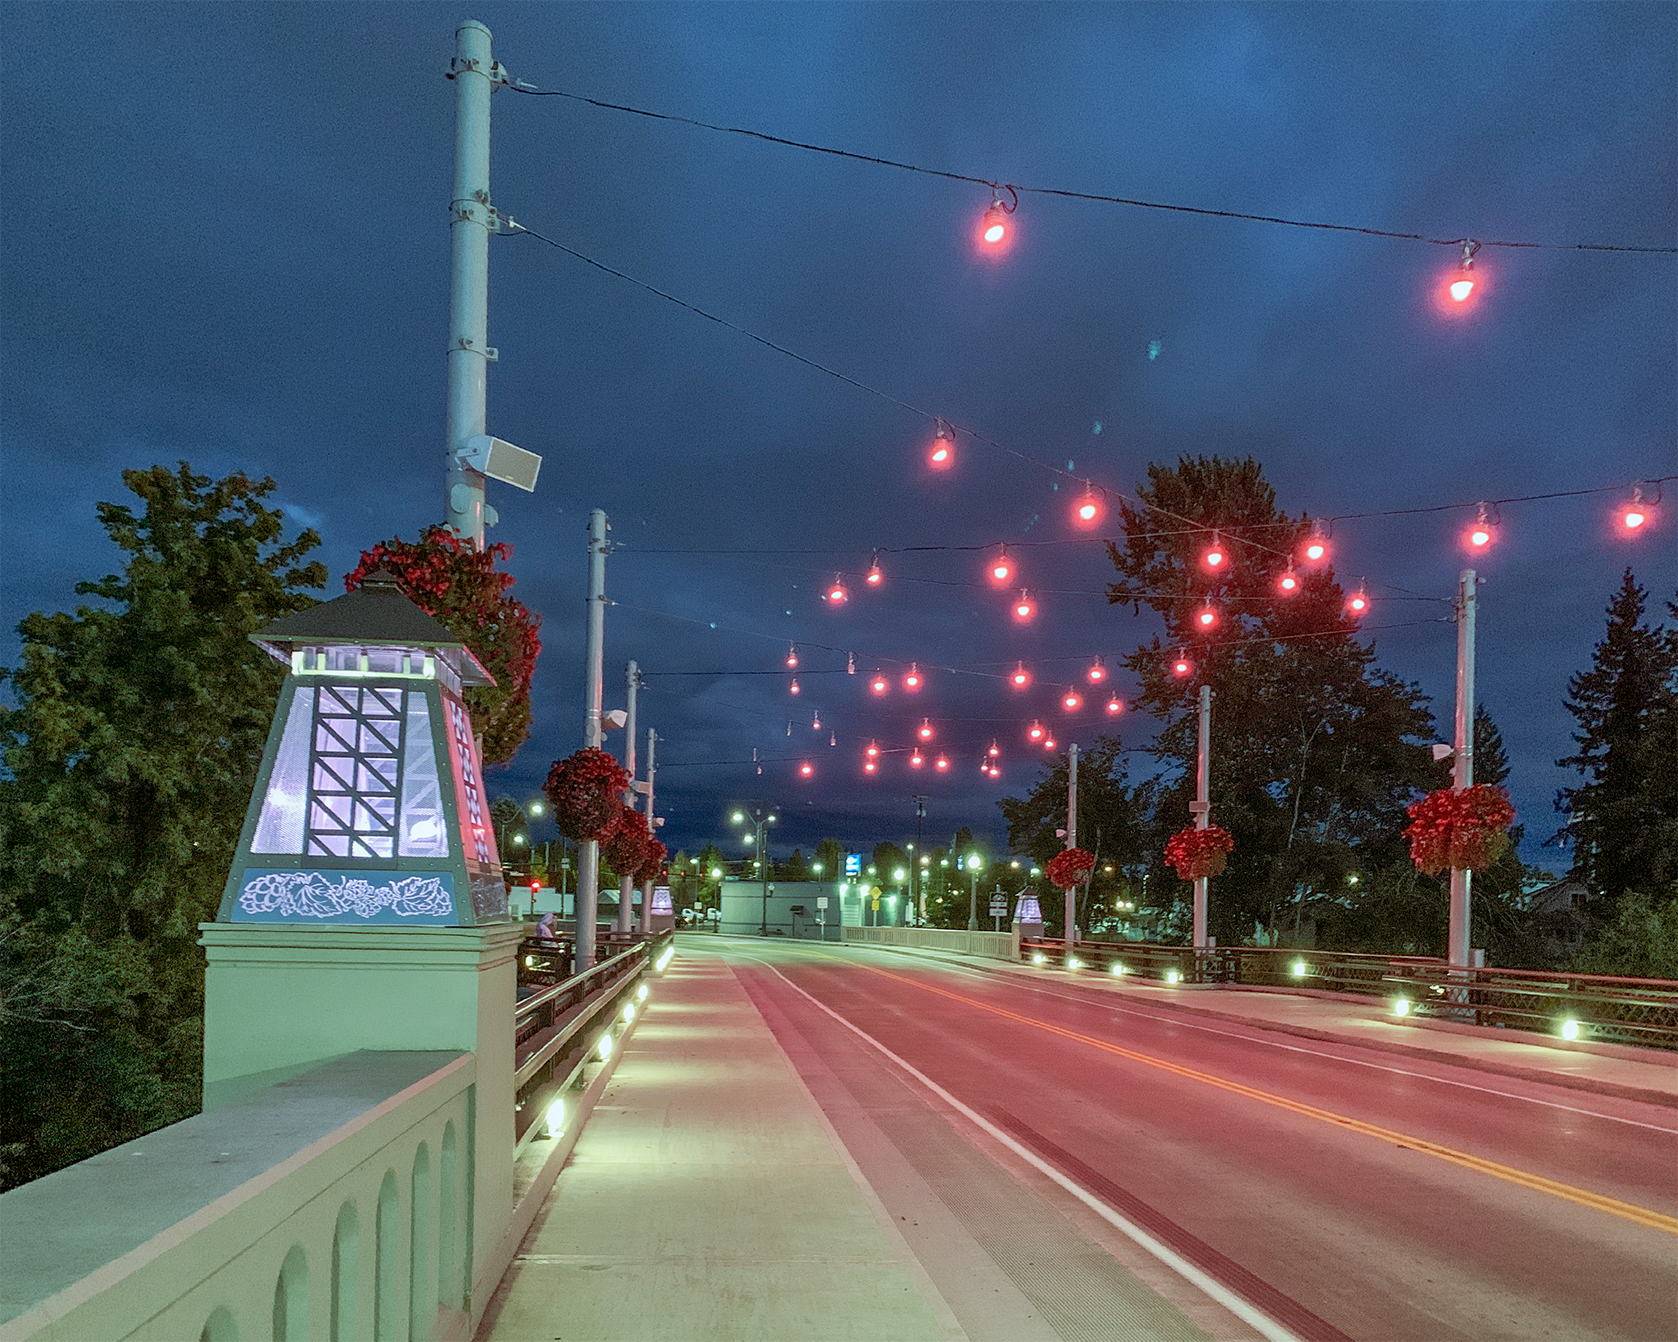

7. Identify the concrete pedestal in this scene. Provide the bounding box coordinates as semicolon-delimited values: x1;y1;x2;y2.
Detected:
199;920;524;1295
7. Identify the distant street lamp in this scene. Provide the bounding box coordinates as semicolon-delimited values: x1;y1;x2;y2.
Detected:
731;804;778;935
966;853;984;930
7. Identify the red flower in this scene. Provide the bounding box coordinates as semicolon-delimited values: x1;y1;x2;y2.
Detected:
1046;846;1097;891
543;747;630;842
1164;824;1235;880
602;806;652;876
346;525;542;765
1402;785;1515;875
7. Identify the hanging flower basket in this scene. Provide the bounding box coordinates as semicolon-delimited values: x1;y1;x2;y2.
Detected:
1046;846;1097;891
1402;785;1515;876
634;839;668;886
601;806;652;877
1165;824;1235;880
543;747;630;842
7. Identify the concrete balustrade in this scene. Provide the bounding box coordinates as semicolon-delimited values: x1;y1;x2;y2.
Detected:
841;924;1021;960
0;1051;472;1342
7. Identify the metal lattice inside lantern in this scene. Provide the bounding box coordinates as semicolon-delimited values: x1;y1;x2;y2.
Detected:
218;568;509;926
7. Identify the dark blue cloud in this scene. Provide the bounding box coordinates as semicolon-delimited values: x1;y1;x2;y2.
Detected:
3;2;1673;870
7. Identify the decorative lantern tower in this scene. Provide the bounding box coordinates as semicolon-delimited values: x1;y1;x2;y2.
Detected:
217;569;509;927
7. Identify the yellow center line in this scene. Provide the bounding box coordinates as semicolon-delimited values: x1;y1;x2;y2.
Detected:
855;962;1678;1236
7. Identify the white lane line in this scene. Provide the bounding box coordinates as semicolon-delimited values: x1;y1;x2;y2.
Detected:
844;949;1678;1136
743;955;1305;1342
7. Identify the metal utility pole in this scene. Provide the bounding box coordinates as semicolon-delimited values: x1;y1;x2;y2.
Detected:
1065;744;1079;949
1448;570;1477;970
616;662;640;935
1192;685;1213;951
914;796;927;924
639;728;658;933
443;20;499;548
575;509;609;973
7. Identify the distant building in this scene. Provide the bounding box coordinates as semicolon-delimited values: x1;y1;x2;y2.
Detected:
718;879;904;937
1525;877;1590;960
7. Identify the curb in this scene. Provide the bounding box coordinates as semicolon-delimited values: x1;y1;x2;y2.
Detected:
842;941;1678;1111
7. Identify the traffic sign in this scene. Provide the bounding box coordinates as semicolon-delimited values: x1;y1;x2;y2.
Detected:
989;897;1009;916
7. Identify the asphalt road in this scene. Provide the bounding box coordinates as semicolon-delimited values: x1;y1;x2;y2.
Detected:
711;938;1678;1342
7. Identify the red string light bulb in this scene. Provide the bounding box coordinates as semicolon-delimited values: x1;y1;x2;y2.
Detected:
1105;694;1125;716
789;677;801;696
917;718;935;741
1202;533;1227;572
988;740;1001;758
1195;603;1219;631
1027;720;1045;742
799;761;814;778
934;754;950;772
826;575;849;604
910;749;925;769
927;421;956;471
865;553;884;586
1465;503;1495;551
988;547;1014;586
786;643;799;668
1072;485;1104;528
1087;656;1106;683
870;671;889;695
1346;585;1370;618
1062;687;1082;712
903;662;923;691
1302;523;1328;565
1010;662;1031;689
1278;569;1300;595
1013;590;1037;622
1622;485;1651;532
1171;650;1195;679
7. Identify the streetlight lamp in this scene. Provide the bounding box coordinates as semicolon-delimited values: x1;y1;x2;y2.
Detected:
730;804;778;935
966;853;984;930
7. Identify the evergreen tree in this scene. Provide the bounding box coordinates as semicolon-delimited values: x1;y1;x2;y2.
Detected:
1556;571;1678;911
0;464;323;1187
1105;456;1438;945
999;737;1152;936
814;837;843;879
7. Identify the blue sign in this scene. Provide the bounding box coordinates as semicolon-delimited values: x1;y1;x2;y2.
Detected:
844;852;861;877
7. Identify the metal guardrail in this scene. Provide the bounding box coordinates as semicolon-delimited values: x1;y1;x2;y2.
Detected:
1021;937;1678;1051
512;929;674;1143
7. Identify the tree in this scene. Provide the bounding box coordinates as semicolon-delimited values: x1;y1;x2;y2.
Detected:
0;464;324;1187
1105;456;1438;946
1556;571;1678;913
814;837;843;879
346;525;542;766
1570;885;1678;979
999;737;1152;937
781;848;809;880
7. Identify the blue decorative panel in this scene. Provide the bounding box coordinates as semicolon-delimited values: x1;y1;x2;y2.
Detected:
234;868;456;924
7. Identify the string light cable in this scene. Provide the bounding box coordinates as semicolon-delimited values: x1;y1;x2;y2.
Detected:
503;218;1669;570
505;80;1677;255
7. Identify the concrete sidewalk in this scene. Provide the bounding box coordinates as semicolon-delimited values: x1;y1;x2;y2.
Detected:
479;954;960;1342
868;941;1678;1109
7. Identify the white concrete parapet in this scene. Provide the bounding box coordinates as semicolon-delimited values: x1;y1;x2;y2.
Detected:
840;925;1020;960
0;1051;473;1342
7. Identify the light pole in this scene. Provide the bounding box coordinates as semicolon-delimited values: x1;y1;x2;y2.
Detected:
967;853;983;930
1448;568;1478;971
731;805;778;936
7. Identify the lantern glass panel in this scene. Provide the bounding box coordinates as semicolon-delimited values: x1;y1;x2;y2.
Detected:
252;686;314;854
399;691;449;856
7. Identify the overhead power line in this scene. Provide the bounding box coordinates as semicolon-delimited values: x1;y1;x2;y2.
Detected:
507;81;1677;255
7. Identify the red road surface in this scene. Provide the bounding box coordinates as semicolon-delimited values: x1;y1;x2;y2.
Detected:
718;939;1678;1342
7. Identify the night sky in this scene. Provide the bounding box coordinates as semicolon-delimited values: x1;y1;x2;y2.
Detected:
3;3;1674;872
